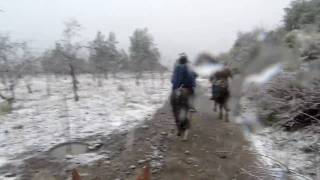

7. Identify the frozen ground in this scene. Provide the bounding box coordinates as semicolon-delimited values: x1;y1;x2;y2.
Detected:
238;66;319;180
235;66;318;179
0;73;170;176
239;97;319;180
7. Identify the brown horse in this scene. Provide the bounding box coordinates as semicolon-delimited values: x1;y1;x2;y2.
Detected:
210;68;232;121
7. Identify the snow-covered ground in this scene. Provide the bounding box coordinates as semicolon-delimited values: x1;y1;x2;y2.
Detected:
239;97;318;180
238;66;319;180
250;128;318;179
0;73;170;173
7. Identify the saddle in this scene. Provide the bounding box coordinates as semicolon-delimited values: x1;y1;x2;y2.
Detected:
174;87;192;98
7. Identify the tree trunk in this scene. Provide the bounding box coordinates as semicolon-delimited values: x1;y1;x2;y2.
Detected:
151;71;155;88
69;64;79;101
104;72;109;79
97;74;103;87
135;71;142;86
46;74;51;96
160;72;165;87
92;73;96;81
112;71;117;79
25;80;32;94
27;84;32;94
9;80;15;100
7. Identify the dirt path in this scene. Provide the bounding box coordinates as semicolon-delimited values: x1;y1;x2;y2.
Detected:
21;89;270;180
155;96;265;180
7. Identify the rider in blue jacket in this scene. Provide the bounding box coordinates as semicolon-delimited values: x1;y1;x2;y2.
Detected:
171;55;195;91
171;54;197;112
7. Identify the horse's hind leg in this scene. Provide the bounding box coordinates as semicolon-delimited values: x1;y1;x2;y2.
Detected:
218;104;223;119
213;101;217;112
173;109;182;136
224;110;229;122
177;108;187;137
224;103;229;122
173;114;179;136
182;114;190;141
183;129;189;141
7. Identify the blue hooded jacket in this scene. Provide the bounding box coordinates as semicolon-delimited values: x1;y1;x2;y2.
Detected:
171;64;196;90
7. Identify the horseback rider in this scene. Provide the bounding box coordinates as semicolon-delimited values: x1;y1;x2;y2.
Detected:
209;67;232;121
209;67;232;101
170;54;196;138
171;54;196;104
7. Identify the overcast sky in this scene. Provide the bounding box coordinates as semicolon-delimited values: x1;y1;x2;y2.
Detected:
0;0;293;64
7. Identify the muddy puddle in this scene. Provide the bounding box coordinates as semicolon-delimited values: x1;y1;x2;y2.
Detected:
49;142;89;159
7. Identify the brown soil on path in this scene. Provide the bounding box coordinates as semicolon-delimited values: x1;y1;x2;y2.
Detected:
22;91;270;180
155;95;269;180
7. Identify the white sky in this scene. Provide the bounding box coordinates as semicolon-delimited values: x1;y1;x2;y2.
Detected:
0;0;293;64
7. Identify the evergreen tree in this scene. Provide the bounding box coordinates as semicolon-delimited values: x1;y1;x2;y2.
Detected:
89;31;108;74
284;0;320;31
106;32;121;75
129;28;162;73
89;31;121;76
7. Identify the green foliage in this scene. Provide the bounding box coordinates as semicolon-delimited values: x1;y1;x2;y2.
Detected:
129;28;162;72
285;32;297;48
89;31;122;74
226;29;265;69
118;49;130;71
264;112;278;126
284;0;320;31
222;26;298;75
0;101;12;115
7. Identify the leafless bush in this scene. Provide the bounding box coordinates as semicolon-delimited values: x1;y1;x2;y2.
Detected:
253;71;320;130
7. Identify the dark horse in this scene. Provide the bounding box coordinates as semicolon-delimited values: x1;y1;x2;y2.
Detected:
170;88;192;141
210;68;232;121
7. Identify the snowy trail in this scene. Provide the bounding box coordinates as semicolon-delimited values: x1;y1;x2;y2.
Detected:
197;74;316;180
0;74;170;170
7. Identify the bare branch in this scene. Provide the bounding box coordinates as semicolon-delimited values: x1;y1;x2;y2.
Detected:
300;111;320;122
240;168;264;180
0;92;13;102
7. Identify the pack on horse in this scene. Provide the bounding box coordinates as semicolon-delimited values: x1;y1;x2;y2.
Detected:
170;55;196;141
210;68;232;121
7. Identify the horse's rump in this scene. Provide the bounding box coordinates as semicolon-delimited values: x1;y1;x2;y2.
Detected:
211;85;229;104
